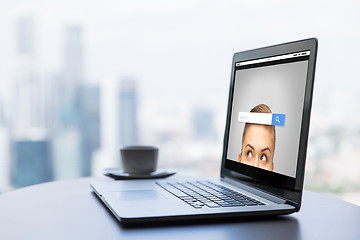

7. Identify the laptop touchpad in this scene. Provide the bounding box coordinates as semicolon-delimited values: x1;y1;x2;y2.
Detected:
111;190;162;201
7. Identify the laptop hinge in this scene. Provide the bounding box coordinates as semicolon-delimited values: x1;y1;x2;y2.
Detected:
222;177;287;204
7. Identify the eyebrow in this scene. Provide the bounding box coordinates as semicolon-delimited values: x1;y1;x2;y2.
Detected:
245;144;271;153
261;148;271;153
245;144;254;150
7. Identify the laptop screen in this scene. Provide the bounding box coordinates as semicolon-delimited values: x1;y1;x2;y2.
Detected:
223;46;314;191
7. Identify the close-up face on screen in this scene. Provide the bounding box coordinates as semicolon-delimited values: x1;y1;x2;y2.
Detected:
226;51;310;178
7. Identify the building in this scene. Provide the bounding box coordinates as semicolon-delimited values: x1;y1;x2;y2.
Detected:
77;85;101;176
10;18;54;188
58;25;85;127
0;126;10;192
52;25;93;178
11;137;53;188
52;129;82;180
119;79;138;147
63;25;84;91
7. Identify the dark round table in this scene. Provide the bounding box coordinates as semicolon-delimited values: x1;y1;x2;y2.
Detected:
0;177;359;240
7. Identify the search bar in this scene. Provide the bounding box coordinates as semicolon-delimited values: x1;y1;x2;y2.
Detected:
238;112;285;126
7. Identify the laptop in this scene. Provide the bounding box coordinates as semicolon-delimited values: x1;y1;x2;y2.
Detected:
91;38;318;224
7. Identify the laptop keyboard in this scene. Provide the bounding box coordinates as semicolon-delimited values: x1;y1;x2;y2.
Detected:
156;181;265;209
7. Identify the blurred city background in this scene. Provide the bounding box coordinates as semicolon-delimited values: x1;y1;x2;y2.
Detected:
0;1;359;205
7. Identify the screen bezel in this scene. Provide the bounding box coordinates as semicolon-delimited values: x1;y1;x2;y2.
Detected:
220;38;318;209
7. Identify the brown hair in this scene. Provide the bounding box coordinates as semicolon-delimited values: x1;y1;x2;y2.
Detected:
242;104;276;149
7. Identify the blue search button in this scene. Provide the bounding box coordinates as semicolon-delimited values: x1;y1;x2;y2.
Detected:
271;114;285;126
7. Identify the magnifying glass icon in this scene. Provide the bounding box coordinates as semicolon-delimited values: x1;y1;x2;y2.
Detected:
271;113;285;126
276;116;280;124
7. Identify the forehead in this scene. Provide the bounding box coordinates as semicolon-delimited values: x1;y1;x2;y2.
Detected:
243;124;275;149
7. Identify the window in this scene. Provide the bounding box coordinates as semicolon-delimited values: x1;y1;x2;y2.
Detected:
0;1;359;206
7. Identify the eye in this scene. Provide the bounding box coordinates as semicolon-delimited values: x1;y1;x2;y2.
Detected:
246;150;252;158
260;154;267;161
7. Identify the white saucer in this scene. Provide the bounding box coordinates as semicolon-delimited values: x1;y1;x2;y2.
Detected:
103;168;176;180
